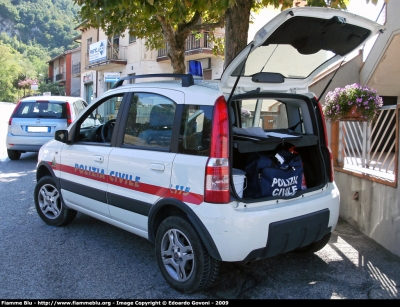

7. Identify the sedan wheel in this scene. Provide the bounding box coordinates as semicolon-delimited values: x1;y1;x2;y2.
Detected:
7;149;21;160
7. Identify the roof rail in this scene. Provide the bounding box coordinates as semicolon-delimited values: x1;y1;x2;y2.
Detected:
111;74;195;89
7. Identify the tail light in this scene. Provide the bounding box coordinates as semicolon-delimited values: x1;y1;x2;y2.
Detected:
317;100;334;182
204;96;230;203
66;102;72;126
8;101;21;125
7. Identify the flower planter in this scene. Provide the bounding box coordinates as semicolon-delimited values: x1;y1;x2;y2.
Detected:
340;106;364;121
323;84;383;123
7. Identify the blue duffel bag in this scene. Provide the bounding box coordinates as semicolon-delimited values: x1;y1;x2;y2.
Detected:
244;148;304;198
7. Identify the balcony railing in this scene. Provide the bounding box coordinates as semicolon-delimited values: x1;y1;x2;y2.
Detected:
72;63;81;75
158;32;211;58
71;89;81;97
85;45;127;67
55;72;66;82
338;105;398;185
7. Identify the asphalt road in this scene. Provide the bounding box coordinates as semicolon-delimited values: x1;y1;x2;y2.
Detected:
1;101;399;300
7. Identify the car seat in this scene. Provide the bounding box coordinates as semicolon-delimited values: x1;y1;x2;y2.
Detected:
37;102;49;114
138;104;175;146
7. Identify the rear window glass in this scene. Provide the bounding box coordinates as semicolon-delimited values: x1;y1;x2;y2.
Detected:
239;99;289;130
14;101;66;119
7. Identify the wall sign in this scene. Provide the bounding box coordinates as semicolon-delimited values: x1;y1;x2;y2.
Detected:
83;74;93;83
104;72;120;83
89;39;107;64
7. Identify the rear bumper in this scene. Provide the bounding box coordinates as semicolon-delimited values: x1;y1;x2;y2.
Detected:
193;182;340;262
6;133;52;152
243;208;331;261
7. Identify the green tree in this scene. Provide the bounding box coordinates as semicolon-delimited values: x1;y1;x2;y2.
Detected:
39;81;65;96
23;43;51;75
75;0;355;74
224;0;351;67
75;0;232;74
0;44;24;101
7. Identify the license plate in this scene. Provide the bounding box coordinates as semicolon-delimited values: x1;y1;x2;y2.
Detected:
26;126;50;133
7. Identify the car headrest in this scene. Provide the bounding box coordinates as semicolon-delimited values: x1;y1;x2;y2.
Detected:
149;105;175;127
38;103;49;111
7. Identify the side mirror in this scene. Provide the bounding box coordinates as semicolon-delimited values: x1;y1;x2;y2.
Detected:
55;130;69;143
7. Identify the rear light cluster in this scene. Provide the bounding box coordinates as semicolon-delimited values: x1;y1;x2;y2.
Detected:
316;100;334;182
204;96;230;203
65;102;73;126
8;101;21;126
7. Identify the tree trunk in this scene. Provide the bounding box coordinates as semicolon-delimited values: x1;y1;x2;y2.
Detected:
224;0;253;69
159;15;198;74
167;32;188;74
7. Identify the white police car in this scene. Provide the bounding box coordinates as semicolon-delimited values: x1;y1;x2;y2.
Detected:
34;7;383;293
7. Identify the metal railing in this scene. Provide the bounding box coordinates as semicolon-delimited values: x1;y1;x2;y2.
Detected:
338;105;398;183
158;32;211;57
85;45;127;66
72;63;81;75
71;89;81;97
55;72;66;82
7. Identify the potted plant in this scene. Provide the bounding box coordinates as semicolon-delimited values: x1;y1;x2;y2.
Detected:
323;83;383;122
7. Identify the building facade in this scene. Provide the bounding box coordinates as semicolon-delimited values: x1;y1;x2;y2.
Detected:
75;25;225;107
47;46;81;97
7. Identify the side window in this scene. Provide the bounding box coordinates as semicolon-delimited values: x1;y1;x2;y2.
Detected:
129;34;136;44
76;94;124;143
72;101;79;117
178;105;213;156
123;93;176;149
86;37;92;55
73;100;86;116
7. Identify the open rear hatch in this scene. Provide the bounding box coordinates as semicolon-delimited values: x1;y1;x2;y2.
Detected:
220;6;384;95
221;7;384;200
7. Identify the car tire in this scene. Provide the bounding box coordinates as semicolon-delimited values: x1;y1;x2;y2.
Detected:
7;149;21;160
34;176;77;227
293;232;332;254
155;215;220;293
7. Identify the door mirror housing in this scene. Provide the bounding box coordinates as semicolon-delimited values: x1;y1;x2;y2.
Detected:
55;130;69;143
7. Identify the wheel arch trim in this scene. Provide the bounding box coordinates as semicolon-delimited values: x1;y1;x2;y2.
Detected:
148;198;222;261
35;161;69;208
36;161;57;184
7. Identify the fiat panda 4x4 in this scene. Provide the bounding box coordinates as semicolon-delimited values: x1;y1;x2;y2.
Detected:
34;7;383;293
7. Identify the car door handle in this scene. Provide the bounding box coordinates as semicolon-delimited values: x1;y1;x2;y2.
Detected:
150;163;165;171
94;155;104;162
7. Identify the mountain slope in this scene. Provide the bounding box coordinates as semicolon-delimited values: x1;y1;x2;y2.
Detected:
0;0;80;55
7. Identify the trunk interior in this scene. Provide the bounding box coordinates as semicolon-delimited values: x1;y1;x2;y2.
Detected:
229;93;327;201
